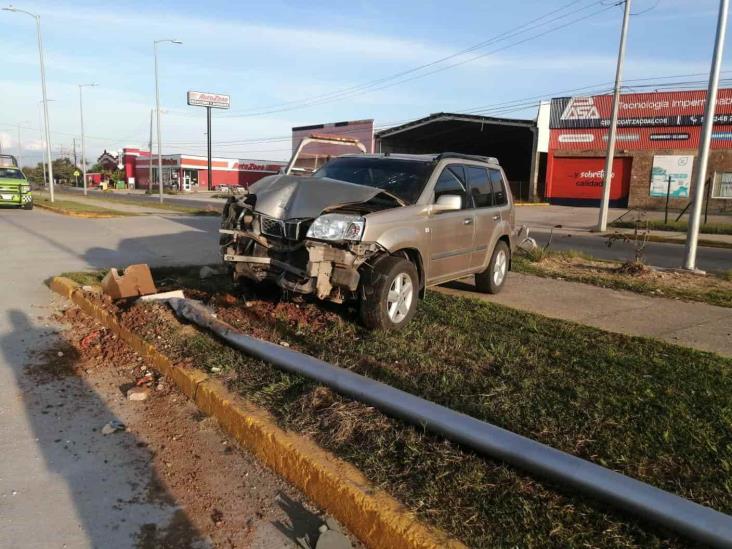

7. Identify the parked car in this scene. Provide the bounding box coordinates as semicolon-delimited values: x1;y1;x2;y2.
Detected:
213;184;231;192
0;165;33;210
220;153;515;330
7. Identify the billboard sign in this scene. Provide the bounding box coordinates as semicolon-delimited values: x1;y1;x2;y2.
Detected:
187;91;230;109
550;89;732;129
649;155;694;198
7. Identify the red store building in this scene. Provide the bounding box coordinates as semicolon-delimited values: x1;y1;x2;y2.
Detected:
119;148;286;191
546;88;732;213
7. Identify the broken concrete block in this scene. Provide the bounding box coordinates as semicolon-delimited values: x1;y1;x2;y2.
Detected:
315;530;352;549
126;387;149;401
324;516;344;534
139;290;185;301
101;420;125;435
101;264;157;299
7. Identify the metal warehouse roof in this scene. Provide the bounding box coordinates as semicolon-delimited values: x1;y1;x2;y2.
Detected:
375;112;536;138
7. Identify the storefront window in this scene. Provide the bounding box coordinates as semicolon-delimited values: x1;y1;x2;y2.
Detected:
713;172;732;199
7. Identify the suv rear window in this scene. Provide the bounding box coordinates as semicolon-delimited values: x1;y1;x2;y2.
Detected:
465;166;492;208
489;168;508;206
313;157;433;204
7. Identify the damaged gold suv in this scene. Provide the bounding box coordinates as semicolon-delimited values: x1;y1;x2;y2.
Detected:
220;153;515;330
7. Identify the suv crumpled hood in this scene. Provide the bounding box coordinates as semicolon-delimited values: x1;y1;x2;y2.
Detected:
247;174;396;219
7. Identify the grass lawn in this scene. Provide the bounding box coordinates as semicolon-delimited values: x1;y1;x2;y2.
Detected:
513;250;732;308
610;218;732;235
62;266;732;547
35;197;136;217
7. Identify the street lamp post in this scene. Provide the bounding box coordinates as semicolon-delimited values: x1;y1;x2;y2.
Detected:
683;0;730;271
154;38;182;203
3;5;55;202
78;83;97;196
37;99;54;189
597;0;632;232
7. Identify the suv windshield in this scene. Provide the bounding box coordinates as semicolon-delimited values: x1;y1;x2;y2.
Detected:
313;157;432;204
0;168;24;179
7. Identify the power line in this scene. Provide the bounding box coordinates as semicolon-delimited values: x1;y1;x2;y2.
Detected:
215;0;611;119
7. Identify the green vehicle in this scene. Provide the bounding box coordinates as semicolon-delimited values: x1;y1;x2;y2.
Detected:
0;155;32;210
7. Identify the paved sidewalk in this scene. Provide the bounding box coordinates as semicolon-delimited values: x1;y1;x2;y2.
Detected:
438;272;732;357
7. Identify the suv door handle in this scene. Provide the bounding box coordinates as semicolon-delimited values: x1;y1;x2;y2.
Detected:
463;218;473;225
492;215;500;221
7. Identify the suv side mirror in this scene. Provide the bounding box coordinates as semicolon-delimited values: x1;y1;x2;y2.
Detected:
432;194;462;212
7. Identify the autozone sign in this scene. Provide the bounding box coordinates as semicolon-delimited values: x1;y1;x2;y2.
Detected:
187;91;230;109
550;89;732;129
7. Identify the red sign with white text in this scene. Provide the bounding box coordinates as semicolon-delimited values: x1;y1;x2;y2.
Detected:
549;156;631;202
549;88;732;151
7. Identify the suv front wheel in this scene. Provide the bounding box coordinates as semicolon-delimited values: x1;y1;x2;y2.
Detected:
360;256;419;331
475;240;509;294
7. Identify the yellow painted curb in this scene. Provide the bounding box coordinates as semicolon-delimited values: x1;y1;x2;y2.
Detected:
49;276;466;549
36;202;124;219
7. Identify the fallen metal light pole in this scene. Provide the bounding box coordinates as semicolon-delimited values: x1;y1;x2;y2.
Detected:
166;297;732;548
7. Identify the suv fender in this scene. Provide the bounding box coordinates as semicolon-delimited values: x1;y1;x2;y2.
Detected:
476;231;514;273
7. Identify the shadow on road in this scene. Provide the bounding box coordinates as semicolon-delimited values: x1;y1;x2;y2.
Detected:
0;309;206;548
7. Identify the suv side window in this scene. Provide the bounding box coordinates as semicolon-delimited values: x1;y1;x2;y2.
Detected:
433;165;469;209
489;168;508;206
465;166;492;208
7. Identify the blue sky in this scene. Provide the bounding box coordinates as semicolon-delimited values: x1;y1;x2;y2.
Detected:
0;0;727;165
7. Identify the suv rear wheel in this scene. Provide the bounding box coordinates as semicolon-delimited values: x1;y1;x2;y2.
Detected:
360;256;419;331
475;240;509;294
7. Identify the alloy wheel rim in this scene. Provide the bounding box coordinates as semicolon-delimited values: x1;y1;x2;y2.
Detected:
493;250;507;286
387;273;413;323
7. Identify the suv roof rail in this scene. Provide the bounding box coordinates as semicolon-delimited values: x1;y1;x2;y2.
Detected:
435;152;498;164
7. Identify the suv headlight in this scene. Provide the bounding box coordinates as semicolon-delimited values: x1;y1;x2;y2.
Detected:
306;214;365;242
20;184;30;193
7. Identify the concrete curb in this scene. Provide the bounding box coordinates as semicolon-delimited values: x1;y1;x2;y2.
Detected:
35;202;128;219
49;277;466;549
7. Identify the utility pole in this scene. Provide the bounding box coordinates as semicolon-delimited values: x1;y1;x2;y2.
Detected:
154;38;182;203
38;102;46;186
207;106;212;191
17;123;22;167
149;108;154;191
597;0;632;232
684;0;729;271
79;83;97;196
3;7;55;202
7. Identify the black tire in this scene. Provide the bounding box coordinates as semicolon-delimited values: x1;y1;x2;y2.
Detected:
22;202;33;210
475;240;510;294
359;256;419;331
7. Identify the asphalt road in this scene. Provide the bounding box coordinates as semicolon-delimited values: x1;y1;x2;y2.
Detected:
531;230;731;273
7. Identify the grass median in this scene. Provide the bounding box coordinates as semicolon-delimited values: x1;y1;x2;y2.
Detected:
35;197;136;217
513;250;732;308
98;196;221;216
61;266;732;547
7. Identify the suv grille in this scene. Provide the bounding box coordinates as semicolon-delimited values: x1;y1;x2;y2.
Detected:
260;216;285;238
259;215;308;241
